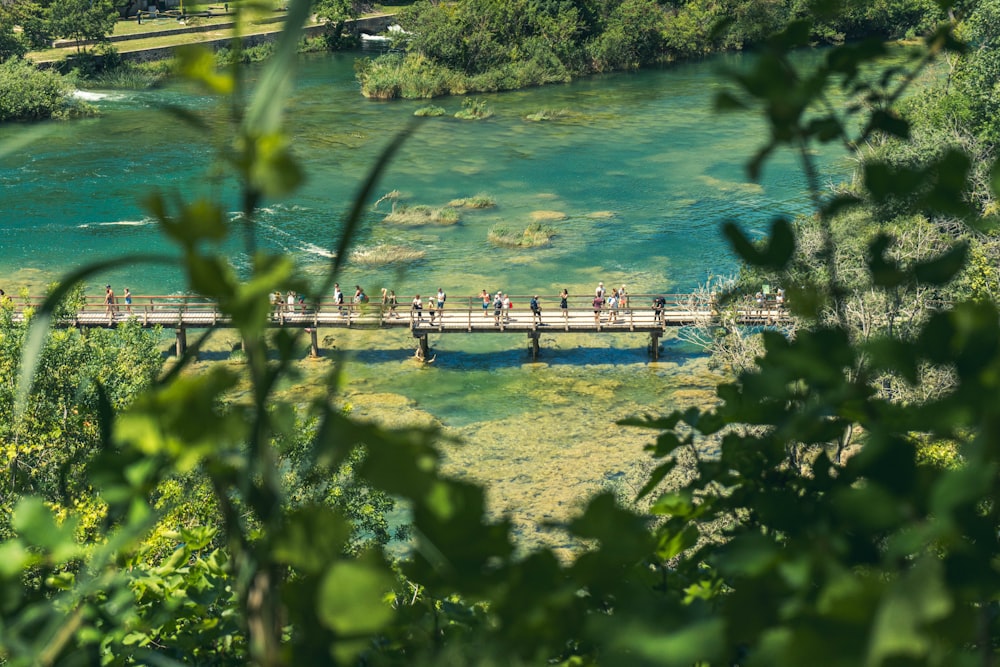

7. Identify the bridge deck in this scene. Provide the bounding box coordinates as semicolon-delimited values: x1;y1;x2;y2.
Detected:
10;293;789;331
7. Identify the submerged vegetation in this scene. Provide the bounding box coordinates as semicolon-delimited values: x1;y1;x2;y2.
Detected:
524;108;573;122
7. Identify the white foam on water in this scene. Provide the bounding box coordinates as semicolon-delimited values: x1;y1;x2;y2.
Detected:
72;90;109;101
78;220;153;229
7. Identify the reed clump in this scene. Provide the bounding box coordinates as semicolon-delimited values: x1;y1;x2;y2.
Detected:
350;244;427;266
384;205;460;225
487;222;555;248
414;105;446;117
448;193;496;209
524;109;572;122
454;97;493;120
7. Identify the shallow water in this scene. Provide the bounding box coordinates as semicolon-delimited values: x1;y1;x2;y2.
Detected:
0;50;849;549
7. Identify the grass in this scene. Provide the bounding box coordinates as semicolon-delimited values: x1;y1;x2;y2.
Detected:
29;1;403;63
487;222;556;248
383;205;460;225
448;193;496;209
350;244;426;266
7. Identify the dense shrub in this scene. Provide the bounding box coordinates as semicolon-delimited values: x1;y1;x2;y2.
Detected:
0;58;93;122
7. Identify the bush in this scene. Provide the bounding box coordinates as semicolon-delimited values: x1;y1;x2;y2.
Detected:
0;58;94;122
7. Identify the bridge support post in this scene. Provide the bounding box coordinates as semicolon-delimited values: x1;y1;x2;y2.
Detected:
415;334;430;361
528;331;540;361
175;327;187;357
650;332;660;361
309;328;319;358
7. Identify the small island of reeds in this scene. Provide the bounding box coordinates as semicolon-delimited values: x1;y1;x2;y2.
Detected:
487;222;556;248
383;205;460;225
350;244;427;266
448;193;496;209
414;105;446;117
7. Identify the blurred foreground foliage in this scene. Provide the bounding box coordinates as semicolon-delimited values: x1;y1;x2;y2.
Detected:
6;0;1000;666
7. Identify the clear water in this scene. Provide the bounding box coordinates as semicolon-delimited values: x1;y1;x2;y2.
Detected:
0;50;849;551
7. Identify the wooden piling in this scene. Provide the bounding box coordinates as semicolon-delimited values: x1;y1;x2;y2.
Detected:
528;331;540;361
309;328;319;358
175;327;187;356
416;334;429;361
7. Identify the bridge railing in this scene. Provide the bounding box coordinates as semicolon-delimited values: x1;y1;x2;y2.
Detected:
6;292;789;327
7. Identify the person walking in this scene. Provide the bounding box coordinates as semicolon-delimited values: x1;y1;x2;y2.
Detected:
595;281;605;299
560;289;569;322
530;295;542;325
607;289;619;323
388;290;398;318
481;289;491;317
653;295;666;323
493;291;503;326
592;292;604;325
334;283;345;317
123;287;133;316
436;287;446;317
427;294;437;324
502;293;512;323
104;285;116;318
412;294;423;322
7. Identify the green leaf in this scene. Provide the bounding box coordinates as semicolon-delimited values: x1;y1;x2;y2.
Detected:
867;557;952;666
913;242;967;285
317;556;395;636
174;46;234;95
723;218;794;270
867;233;905;287
869;109;909;139
273;506;350;574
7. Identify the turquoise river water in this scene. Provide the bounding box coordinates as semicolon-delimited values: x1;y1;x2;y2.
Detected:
0;50;849;550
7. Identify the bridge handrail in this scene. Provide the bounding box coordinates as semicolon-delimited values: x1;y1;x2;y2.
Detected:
6;292;786;320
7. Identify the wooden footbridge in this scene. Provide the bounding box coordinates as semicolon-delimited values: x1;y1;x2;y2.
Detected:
11;293;791;361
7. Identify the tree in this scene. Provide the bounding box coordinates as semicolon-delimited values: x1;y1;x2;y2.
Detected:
313;0;360;49
51;0;118;53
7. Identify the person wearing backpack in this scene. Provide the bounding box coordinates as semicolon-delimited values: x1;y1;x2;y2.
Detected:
530;295;541;325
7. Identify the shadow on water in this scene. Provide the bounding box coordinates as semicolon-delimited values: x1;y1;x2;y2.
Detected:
311;342;706;369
